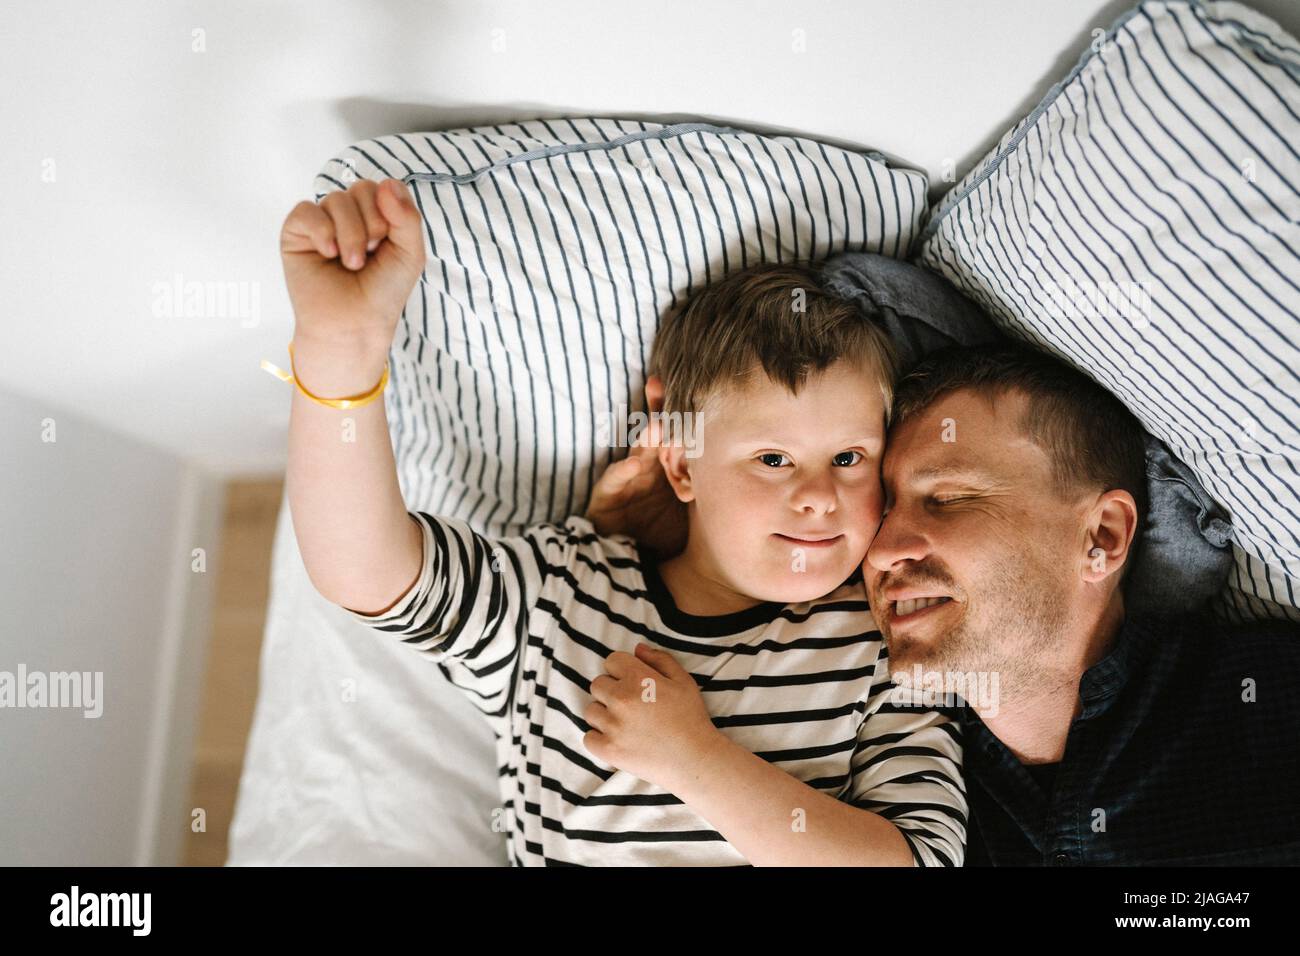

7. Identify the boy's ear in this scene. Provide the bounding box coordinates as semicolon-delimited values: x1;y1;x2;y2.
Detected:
659;444;695;503
644;375;665;414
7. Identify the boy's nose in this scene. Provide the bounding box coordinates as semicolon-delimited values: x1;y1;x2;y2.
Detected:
790;470;837;515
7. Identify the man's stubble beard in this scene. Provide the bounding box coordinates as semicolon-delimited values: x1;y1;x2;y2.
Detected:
885;544;1073;698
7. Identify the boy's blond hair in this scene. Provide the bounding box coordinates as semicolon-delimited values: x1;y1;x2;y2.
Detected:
647;261;898;421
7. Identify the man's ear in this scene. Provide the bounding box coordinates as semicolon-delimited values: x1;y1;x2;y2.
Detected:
1081;489;1139;584
659;443;695;503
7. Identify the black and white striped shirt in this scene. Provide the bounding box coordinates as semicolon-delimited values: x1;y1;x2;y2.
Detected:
345;512;967;866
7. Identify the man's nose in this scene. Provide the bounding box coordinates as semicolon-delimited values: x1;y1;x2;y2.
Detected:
865;508;929;572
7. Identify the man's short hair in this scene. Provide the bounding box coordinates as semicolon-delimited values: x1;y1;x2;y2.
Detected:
647;261;898;417
891;341;1149;535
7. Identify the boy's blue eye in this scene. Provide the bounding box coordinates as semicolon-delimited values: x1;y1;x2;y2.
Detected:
832;451;862;467
758;453;790;467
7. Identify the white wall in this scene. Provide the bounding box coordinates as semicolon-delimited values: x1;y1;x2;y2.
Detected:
0;384;222;865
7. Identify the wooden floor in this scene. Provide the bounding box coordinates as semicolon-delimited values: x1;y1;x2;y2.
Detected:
184;478;283;866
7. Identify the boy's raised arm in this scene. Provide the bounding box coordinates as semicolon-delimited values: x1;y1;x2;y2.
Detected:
279;178;429;614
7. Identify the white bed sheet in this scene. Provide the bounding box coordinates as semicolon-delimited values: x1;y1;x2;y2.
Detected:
226;487;505;866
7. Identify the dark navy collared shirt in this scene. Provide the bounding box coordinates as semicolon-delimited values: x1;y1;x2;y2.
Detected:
950;612;1300;865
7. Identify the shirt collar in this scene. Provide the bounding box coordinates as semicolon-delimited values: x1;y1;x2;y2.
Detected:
953;614;1151;743
1076;613;1150;720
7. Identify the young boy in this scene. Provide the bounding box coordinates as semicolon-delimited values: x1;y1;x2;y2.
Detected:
281;177;965;866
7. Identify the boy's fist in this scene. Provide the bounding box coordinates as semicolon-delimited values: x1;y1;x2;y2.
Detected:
280;178;426;347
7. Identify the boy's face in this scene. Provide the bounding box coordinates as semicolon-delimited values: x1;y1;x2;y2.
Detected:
661;359;887;604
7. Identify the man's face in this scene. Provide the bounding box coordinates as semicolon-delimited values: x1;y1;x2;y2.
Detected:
669;359;887;604
864;388;1089;684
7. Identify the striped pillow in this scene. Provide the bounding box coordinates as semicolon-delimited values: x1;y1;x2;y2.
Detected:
916;0;1300;623
313;119;926;536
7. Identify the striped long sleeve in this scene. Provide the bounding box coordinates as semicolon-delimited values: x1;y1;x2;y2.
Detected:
344;512;968;866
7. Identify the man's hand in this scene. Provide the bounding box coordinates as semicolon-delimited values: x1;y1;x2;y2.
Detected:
280;177;426;349
583;643;723;791
585;376;688;558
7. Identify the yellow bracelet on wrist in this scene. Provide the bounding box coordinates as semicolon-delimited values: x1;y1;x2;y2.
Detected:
260;340;390;409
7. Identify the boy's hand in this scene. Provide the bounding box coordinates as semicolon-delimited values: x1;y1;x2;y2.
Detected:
583;643;723;791
585;376;688;558
280;178;426;348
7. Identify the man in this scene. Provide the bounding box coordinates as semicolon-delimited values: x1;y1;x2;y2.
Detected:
865;343;1300;865
590;340;1300;865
